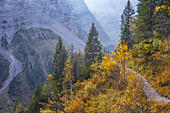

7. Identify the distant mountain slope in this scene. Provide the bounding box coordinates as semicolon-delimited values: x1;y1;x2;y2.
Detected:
0;0;85;51
70;0;112;46
0;0;111;48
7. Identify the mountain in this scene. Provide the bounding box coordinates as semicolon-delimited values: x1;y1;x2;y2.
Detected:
84;0;138;45
0;0;112;112
69;0;112;46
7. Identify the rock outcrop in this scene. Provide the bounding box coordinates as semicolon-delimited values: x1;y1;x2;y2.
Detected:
0;0;112;49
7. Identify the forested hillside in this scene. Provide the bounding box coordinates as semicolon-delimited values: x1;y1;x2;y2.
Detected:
7;0;170;113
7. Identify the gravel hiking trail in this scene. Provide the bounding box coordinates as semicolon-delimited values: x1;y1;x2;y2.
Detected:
127;67;170;104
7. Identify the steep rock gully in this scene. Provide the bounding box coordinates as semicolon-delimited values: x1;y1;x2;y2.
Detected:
0;48;22;96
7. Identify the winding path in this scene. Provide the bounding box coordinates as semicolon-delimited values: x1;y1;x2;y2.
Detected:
127;67;170;104
0;48;22;96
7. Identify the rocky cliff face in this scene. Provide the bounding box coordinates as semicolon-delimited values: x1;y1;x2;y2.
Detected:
69;0;112;46
0;0;111;48
0;0;111;112
0;0;84;51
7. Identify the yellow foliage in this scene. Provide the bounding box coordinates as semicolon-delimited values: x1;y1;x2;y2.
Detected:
42;74;54;97
40;108;56;113
40;40;170;112
48;74;53;78
63;59;74;91
154;5;170;15
131;38;170;99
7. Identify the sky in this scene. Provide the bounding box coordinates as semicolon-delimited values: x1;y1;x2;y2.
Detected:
84;0;138;16
84;0;138;44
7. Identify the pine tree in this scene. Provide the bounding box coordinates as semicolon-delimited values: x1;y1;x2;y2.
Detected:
153;0;170;39
134;0;155;42
70;43;74;64
74;50;83;80
84;23;102;66
51;36;68;90
120;0;135;48
27;80;43;113
69;44;77;82
12;98;19;113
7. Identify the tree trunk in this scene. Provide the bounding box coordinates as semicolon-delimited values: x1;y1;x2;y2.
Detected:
70;73;72;99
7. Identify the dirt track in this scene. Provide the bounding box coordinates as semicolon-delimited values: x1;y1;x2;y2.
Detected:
127;67;170;104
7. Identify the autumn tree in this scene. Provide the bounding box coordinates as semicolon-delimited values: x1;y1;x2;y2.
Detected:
42;74;54;98
51;36;68;91
120;0;135;48
100;40;132;90
63;59;74;98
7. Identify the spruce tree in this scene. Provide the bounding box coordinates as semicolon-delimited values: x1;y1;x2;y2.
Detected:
153;0;169;39
84;23;102;66
69;44;77;82
51;36;68;90
134;0;155;42
70;43;74;64
27;80;42;113
12;98;19;113
120;0;135;48
134;0;169;42
12;98;25;113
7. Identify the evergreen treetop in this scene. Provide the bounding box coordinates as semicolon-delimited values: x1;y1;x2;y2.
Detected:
84;23;102;66
120;0;135;48
27;80;42;113
51;36;68;90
